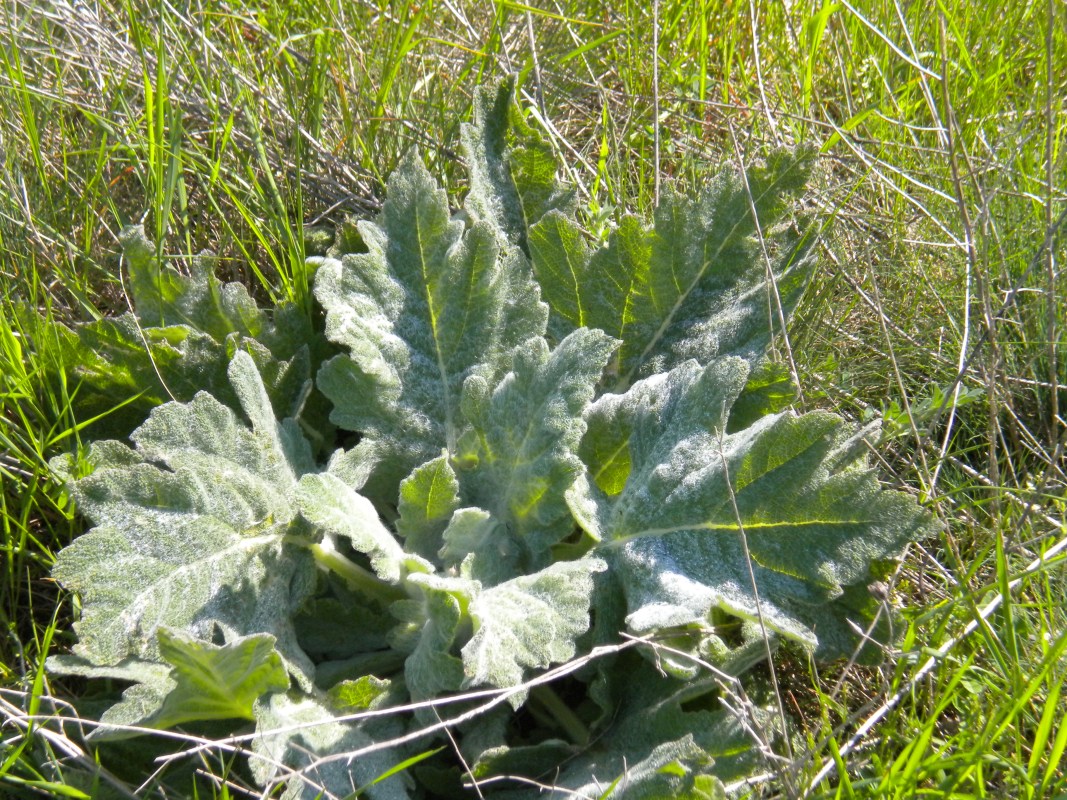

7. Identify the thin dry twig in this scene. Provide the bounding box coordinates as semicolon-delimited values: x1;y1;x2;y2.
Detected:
714;417;796;786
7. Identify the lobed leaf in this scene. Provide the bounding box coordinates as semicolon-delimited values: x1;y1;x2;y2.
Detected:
47;88;939;799
462;558;606;701
252;690;410;800
395;453;461;561
530;151;816;387
315;152;547;501
455;328;617;576
295;472;419;585
461;77;573;254
151;629;289;727
577;357;936;658
51;352;318;685
438;507;511;585
47;628;289;743
43;656;174;741
476;653;749;798
48;227;327;445
121;225;266;340
401;573;473;703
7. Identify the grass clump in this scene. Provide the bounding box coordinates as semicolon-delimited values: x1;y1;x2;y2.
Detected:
2;0;1064;797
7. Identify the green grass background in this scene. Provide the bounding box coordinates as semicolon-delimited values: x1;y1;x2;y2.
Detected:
1;0;1064;796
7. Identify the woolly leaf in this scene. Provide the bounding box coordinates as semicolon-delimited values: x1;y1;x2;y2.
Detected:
396;453;461;561
461;76;573;253
727;359;797;432
438;507;514;586
315;152;547;501
48;629;290;741
295;472;415;585
121;224;266;340
455;328;617;575
402;573;474;703
530;151;816;386
49;93;935;799
252;690;410;800
48;227;324;445
476;653;750;797
51;352;317;685
44;656;174;740
580;357;936;658
151;629;288;725
328;675;392;711
462;558;606;700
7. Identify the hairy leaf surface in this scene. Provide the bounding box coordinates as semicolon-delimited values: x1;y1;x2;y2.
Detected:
50;227;326;445
438;507;510;584
252;690;410;800
461;77;573;253
401;573;473;702
530;151;815;386
577;358;935;657
477;653;748;798
48;630;288;739
396;453;461;561
295;472;423;585
462;558;606;697
121;225;266;340
315;153;547;500
51;352;317;684
455;328;616;576
48;91;938;799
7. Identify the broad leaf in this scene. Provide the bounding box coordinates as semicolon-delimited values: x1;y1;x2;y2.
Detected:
400;559;605;709
462;558;606;700
44;656;174;740
49;313;228;441
727;359;797;433
461;77;573;253
60;312;227;405
315;152;547;500
51;352;317;684
579;357;935;658
400;573;473;702
576;655;767;794
252;690;410;800
396;453;461;561
295;472;418;585
438;507;512;585
47;630;288;739
455;328;617;574
580;739;723;800
121;225;265;340
328;674;393;710
476;653;750;798
528;212;645;347
55;313;320;444
294;584;395;663
151;629;289;726
48;227;326;445
530;151;816;387
48;89;936;798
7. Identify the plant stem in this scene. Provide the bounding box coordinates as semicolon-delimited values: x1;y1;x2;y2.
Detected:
306;539;405;604
531;684;589;746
